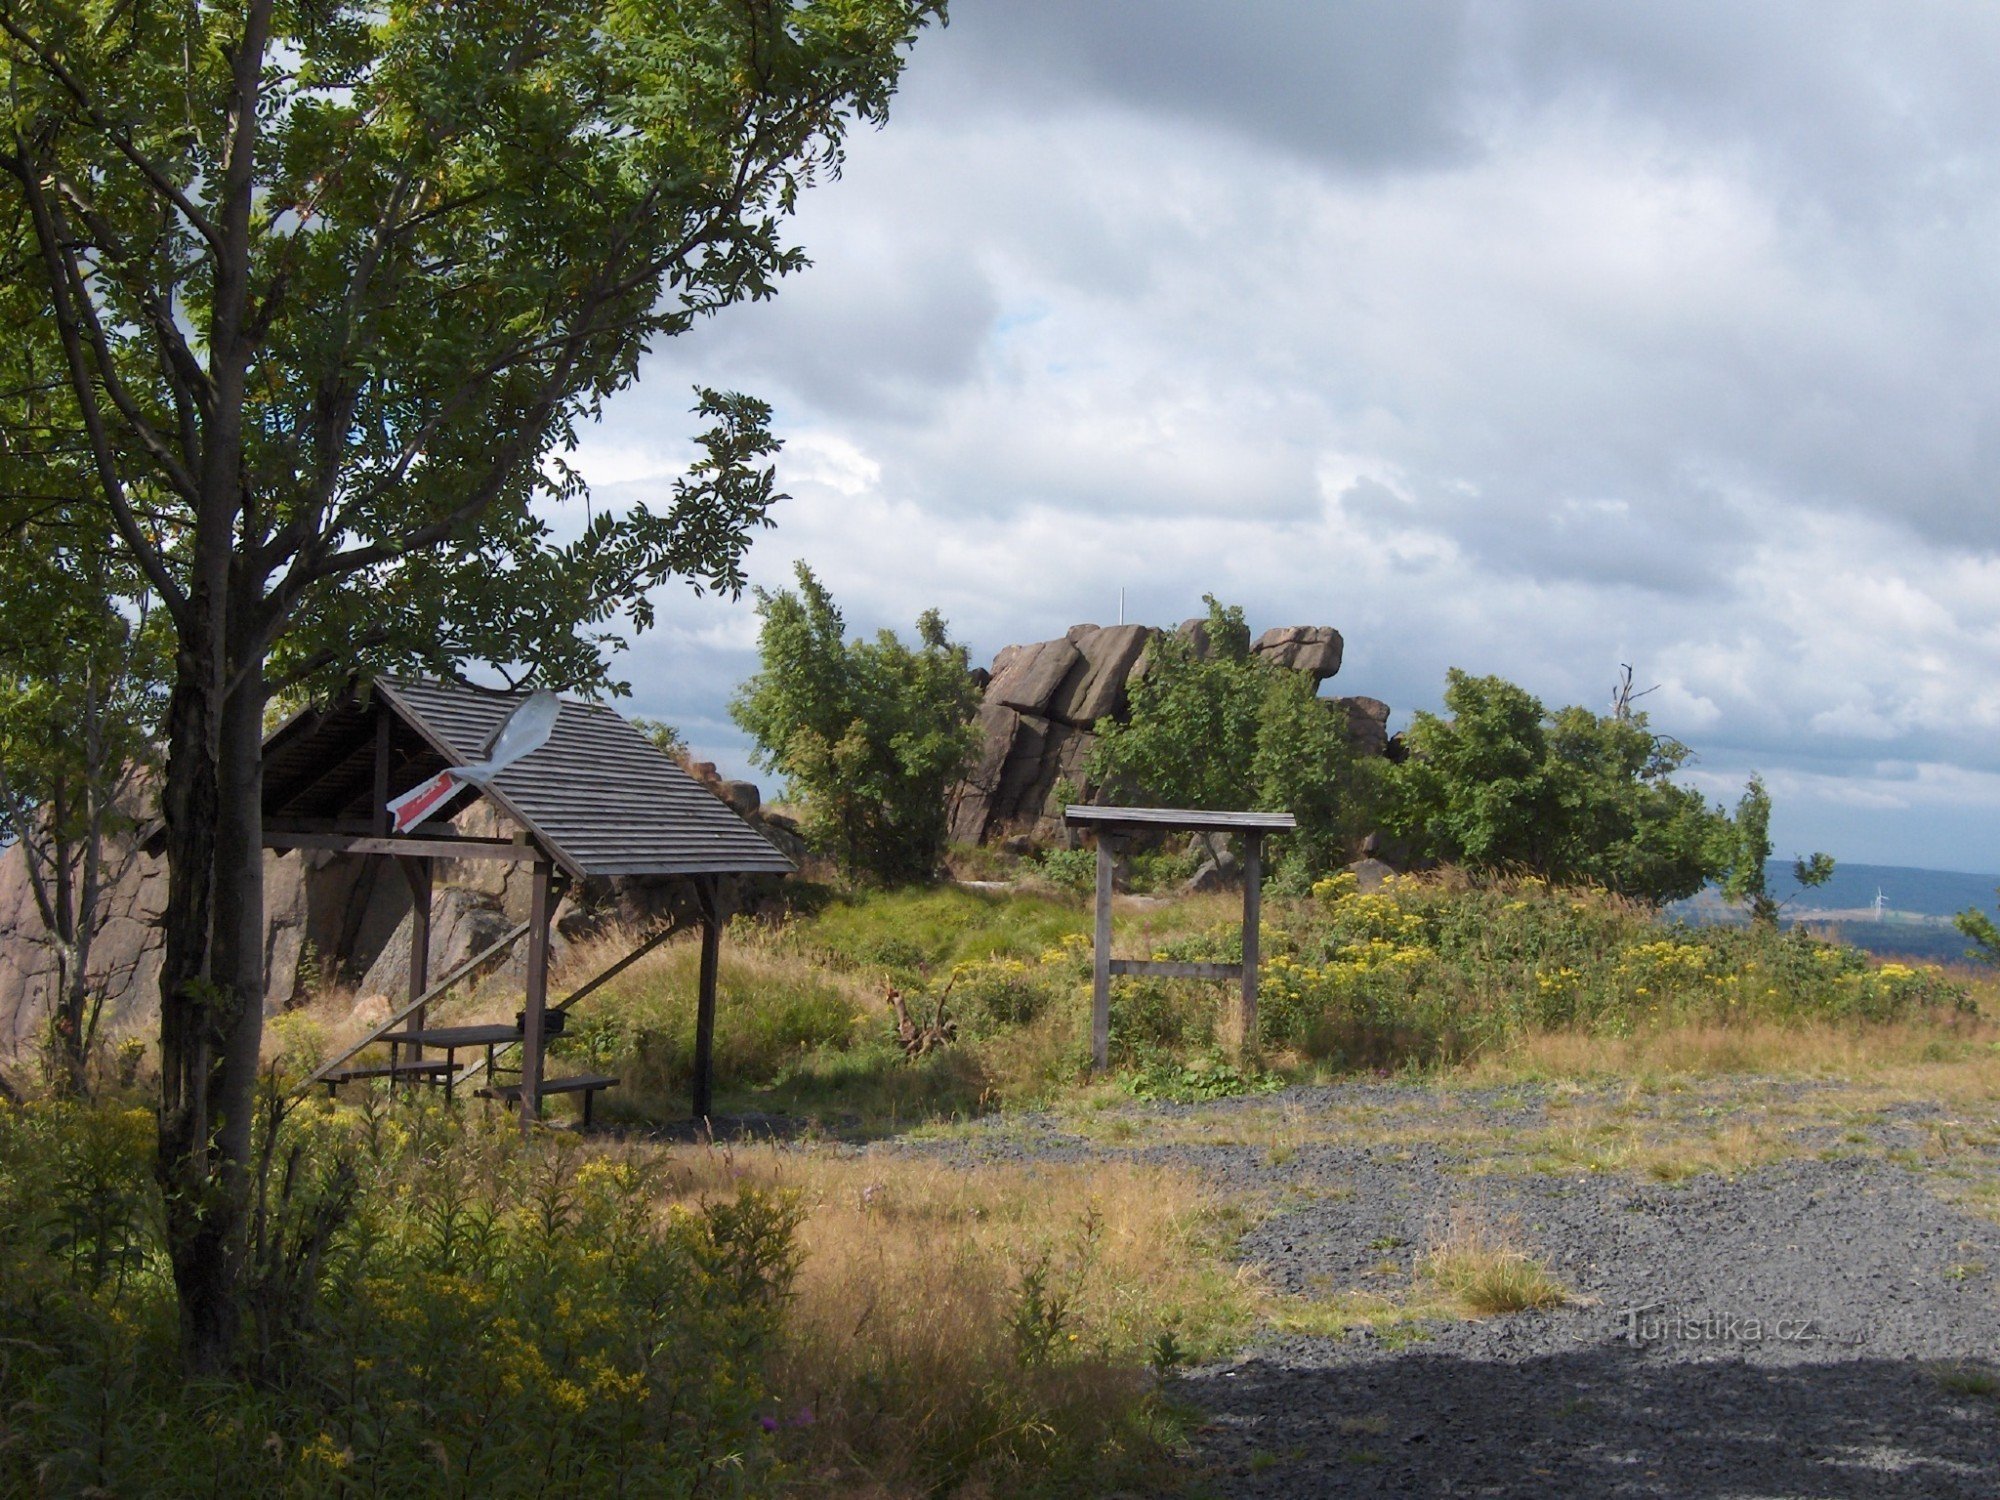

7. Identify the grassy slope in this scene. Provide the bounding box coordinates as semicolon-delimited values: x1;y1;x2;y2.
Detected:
224;872;2000;1495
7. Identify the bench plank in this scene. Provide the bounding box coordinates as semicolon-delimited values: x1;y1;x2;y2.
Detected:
477;1074;620;1127
323;1060;456;1093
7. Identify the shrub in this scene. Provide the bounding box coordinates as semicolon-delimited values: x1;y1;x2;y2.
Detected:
1036;846;1098;893
1089;596;1369;881
1255;873;1971;1068
0;1096;799;1497
1381;669;1735;903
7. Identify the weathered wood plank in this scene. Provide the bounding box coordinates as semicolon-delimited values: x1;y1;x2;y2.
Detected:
693;876;722;1121
1107;959;1245;981
519;860;554;1133
261;830;543;862
1064;805;1296;833
1241;830;1263;1054
1093;837;1114;1070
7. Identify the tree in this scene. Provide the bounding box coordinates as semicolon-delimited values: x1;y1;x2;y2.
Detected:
0;0;942;1372
1089;597;1370;879
731;564;978;883
1953;894;2000;964
1384;670;1735;904
1720;774;1834;925
0;526;167;1095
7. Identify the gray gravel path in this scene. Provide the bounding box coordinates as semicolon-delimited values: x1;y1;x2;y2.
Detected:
897;1079;2000;1497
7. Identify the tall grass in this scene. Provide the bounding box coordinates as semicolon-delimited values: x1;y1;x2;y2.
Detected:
1418;1210;1571;1314
661;1146;1245;1496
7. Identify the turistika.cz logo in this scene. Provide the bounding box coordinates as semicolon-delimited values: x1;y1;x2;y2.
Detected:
1614;1302;1864;1348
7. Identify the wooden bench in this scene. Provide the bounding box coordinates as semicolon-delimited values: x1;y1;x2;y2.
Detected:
477;1074;620;1128
322;1060;457;1097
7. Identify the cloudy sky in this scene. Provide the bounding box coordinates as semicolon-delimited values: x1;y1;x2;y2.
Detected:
573;1;2000;874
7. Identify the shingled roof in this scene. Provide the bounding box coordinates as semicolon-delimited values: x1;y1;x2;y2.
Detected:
260;676;794;881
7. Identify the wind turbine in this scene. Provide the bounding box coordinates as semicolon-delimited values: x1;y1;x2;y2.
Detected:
1872;887;1887;922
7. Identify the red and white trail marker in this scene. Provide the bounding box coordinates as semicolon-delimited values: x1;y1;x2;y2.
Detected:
385;689;560;835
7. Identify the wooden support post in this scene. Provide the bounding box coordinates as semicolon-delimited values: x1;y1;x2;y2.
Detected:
397;857;433;1057
518;859;554;1135
1092;833;1115;1072
692;877;723;1123
1240;831;1263;1056
371;708;392;836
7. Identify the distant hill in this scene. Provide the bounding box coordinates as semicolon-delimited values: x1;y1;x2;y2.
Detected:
1770;860;1998;920
1670;860;2000;964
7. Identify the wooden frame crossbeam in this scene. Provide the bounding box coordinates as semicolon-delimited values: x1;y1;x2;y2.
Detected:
262;830;542;862
1109;959;1242;981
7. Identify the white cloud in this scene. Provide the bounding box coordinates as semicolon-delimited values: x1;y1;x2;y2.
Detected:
571;2;2000;870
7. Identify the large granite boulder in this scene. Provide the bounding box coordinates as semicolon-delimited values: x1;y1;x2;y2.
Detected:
947;704;1096;845
1051;624;1154;724
0;830;401;1055
987;638;1082;717
1252;625;1344;683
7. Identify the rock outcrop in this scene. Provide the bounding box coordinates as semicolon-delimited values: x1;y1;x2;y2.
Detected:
947;623;1161;846
948;617;1390;846
0;830;406;1057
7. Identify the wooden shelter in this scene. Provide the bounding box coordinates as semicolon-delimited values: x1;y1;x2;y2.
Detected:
267;676;793;1123
1062;805;1295;1070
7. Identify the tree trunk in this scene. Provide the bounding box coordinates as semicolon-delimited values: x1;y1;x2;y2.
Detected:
155;611;268;1376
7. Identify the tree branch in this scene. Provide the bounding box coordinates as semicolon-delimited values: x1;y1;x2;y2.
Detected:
2;148;189;625
0;13;225;257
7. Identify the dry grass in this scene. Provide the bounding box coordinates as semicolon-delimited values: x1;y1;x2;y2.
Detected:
1461;1016;2000;1091
1417;1209;1571;1314
652;1143;1250;1496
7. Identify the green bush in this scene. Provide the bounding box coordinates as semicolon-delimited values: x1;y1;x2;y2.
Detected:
1036;846;1098;894
0;1096;799;1497
731;564;980;884
1381;670;1736;903
951;956;1072;1032
1089;596;1369;881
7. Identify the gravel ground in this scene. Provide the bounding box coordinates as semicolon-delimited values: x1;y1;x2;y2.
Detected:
897;1079;2000;1498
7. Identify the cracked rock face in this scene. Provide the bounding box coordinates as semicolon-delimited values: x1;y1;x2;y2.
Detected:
947;620;1379;847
